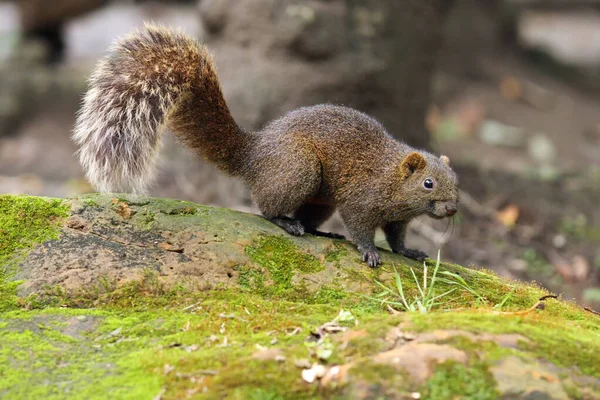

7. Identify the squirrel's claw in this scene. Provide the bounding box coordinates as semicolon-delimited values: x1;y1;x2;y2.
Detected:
270;217;305;236
361;248;381;268
396;248;428;262
307;229;346;240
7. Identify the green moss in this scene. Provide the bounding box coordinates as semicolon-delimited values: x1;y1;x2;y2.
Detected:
324;245;348;263
246;236;323;274
241;388;286;400
37;270;196;310
0;279;22;312
0;195;69;271
1;287;598;399
82;198;99;207
165;206;198;215
347;362;413;398
2;195;599;398
312;286;347;304
238;265;267;291
410;311;600;377
424;361;499;400
562;380;583;399
440;335;513;362
243;236;324;300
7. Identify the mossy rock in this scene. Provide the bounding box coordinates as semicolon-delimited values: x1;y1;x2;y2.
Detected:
0;194;599;399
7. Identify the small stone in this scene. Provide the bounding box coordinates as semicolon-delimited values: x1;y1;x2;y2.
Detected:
302;368;317;383
294;359;312;369
184;345;200;353
301;364;326;383
536;164;560;182
107;327;122;337
252;348;284;361
490;356;569;400
163;364;175;375
528;134;556;163
313;364;327;378
508;259;528;272
76;316;87;321
411;393;422;400
500;76;522;101
373;343;467;383
552;234;566;249
479;120;526;148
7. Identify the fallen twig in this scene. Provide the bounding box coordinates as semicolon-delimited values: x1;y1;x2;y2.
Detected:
491;294;558;315
584;307;600;317
458;189;498;219
181;302;201;311
409;219;450;246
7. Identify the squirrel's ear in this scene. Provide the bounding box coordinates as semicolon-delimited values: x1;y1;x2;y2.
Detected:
440;155;450;165
400;152;427;179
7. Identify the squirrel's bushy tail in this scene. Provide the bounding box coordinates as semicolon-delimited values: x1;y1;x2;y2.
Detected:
73;23;249;193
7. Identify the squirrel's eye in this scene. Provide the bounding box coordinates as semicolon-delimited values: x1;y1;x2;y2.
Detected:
423;178;434;190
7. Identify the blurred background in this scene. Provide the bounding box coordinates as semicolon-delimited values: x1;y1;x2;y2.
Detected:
1;0;599;308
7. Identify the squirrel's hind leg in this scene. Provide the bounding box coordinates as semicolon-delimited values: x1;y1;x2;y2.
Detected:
294;204;345;240
251;149;322;238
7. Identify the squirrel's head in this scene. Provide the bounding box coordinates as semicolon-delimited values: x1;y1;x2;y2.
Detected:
396;151;459;220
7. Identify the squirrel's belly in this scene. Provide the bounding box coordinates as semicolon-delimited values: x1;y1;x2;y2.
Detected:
304;194;335;206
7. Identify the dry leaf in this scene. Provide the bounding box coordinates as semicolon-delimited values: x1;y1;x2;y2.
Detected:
496;204;520;227
548;251;588;282
500;76;522;101
426;105;441;133
157;242;184;253
572;255;589;281
455;101;485;136
320;363;354;386
163;364;175;375
335;329;367;349
252;348;284;361
111;198;132;219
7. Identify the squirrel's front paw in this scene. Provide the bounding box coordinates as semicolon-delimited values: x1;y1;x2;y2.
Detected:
397;248;428;262
361;248;381;268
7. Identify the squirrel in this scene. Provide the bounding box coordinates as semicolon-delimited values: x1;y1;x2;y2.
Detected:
73;24;459;267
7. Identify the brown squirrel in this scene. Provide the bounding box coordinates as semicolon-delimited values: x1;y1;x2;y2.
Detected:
73;24;459;267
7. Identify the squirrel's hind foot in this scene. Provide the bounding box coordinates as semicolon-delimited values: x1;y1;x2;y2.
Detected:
306;229;346;240
269;216;306;236
396;247;428;262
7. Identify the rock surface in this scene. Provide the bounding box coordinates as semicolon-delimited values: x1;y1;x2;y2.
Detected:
0;194;599;399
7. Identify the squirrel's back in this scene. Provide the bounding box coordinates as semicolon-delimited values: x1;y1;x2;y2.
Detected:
256;104;405;178
73;24;249;193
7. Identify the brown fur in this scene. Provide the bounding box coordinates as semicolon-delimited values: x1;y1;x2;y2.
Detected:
73;24;459;267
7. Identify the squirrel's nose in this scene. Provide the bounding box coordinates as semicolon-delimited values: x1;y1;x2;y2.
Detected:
446;204;457;216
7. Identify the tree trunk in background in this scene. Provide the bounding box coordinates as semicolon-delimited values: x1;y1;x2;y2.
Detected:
200;0;456;149
352;0;456;149
17;0;108;63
